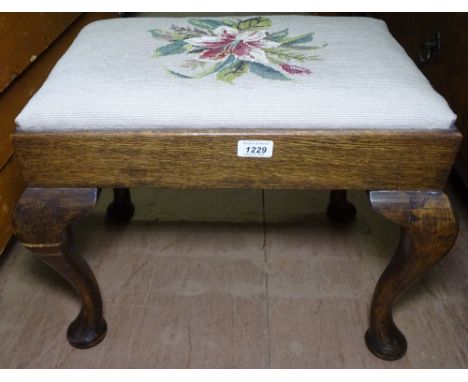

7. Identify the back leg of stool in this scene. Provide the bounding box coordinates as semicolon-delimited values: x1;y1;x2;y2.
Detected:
327;190;357;222
13;188;107;348
107;188;135;221
366;190;458;360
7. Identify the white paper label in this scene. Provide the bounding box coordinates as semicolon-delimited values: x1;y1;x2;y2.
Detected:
237;140;273;158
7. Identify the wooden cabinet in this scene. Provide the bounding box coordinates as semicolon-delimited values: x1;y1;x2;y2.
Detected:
0;12;117;254
372;13;468;186
0;13;80;93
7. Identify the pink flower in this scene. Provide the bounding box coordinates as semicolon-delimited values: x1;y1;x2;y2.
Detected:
280;63;311;75
186;26;280;64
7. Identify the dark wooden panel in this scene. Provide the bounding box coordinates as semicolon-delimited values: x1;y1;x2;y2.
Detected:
14;128;461;190
0;12;80;93
0;156;25;253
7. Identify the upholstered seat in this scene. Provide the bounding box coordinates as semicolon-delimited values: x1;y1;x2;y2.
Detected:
16;15;455;132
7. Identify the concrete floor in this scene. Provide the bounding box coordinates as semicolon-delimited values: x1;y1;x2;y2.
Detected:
0;186;467;368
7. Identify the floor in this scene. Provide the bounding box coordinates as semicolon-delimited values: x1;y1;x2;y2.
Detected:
0;184;467;368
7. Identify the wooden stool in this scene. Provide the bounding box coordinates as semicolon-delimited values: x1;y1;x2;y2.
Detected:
13;15;461;360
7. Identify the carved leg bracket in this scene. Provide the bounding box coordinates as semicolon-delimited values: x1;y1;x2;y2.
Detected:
106;188;135;221
13;188;107;348
327;190;357;222
366;190;458;360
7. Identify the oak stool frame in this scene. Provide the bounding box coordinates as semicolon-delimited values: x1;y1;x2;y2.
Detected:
13;127;461;360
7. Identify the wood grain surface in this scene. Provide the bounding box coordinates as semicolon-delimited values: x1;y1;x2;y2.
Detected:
0;156;25;254
366;190;458;360
0;12;80;93
13;187;107;348
14;188;98;246
15;128;461;190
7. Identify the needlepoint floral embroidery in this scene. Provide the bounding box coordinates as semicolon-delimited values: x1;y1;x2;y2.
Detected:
149;16;326;83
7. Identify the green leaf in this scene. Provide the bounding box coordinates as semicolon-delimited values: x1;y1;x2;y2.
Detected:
149;27;207;41
195;55;236;78
264;48;320;62
167;55;236;79
265;52;283;65
187;47;205;53
188;18;226;30
153;40;189;57
286;43;328;50
238;17;272;30
165;69;193;79
148;29;190;41
220;18;240;28
149;29;165;39
248;62;290;81
216;60;249;83
265;28;289;42
281;33;314;46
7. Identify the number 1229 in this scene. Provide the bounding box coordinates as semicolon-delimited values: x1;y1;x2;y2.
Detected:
245;146;268;154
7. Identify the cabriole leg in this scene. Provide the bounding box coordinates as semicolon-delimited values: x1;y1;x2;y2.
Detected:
327;190;357;222
366;190;458;360
106;188;134;221
13;188;107;348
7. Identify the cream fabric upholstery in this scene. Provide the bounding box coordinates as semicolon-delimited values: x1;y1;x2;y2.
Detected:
16;15;456;132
